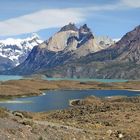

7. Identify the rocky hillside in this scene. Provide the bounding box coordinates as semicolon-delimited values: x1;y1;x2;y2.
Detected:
1;95;140;140
4;23;138;79
41;25;140;79
78;25;140;64
0;34;43;70
6;23;112;75
0;56;14;71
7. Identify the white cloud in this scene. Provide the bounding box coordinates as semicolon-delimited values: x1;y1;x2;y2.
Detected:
0;1;138;36
0;8;85;36
0;4;122;36
87;4;120;11
121;0;140;8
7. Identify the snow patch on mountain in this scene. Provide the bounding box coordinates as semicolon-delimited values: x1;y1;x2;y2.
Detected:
113;38;121;42
0;33;43;66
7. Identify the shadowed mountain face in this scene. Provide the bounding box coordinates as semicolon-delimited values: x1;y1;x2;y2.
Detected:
6;23;106;75
79;25;140;64
0;56;14;71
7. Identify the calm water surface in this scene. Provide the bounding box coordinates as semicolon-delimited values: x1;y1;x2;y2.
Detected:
0;75;139;112
0;90;139;112
0;75;23;81
45;77;128;83
0;75;128;83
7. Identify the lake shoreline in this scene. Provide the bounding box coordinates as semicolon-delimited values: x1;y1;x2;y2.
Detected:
0;95;140;139
0;89;139;112
0;79;140;139
0;79;140;99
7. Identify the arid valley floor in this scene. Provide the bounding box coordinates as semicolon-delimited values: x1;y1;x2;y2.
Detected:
0;79;140;140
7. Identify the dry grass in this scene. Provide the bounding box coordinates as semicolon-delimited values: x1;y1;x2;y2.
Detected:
0;79;140;98
0;107;8;118
32;96;140;140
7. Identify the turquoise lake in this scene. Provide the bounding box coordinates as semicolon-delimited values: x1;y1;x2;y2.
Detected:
0;75;139;112
0;75;23;81
45;77;128;83
0;75;128;83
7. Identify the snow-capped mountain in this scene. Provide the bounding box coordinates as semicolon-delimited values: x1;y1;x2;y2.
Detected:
0;33;43;67
113;38;121;42
6;23;112;75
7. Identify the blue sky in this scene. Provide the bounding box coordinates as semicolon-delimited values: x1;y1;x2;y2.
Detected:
0;0;140;40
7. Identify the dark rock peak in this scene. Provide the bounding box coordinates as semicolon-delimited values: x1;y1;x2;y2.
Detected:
79;24;91;33
115;24;140;47
78;33;94;48
134;25;140;32
59;23;92;35
67;36;78;45
79;24;94;40
59;23;78;32
126;25;140;38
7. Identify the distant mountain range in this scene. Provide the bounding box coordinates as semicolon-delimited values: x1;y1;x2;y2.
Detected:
1;23;140;79
43;25;140;79
0;34;43;70
3;23;115;75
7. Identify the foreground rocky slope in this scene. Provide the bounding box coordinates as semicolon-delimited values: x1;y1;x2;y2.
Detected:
0;108;91;140
1;96;140;140
0;79;140;139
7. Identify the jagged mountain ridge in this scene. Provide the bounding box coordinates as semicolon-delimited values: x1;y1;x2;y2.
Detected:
6;23;114;75
41;23;104;54
43;25;140;79
0;33;43;70
77;25;140;64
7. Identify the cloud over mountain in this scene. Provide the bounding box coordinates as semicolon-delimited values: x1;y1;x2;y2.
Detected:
0;0;139;37
0;8;85;36
122;0;140;8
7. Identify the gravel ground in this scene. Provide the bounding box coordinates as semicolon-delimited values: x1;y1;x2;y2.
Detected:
0;96;140;140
